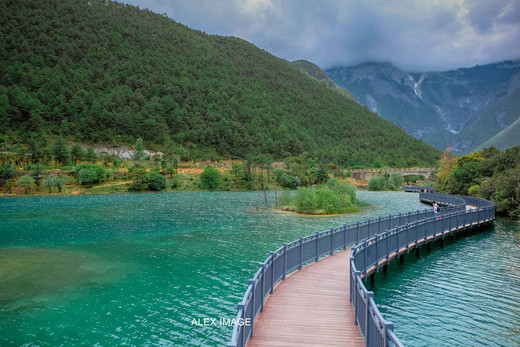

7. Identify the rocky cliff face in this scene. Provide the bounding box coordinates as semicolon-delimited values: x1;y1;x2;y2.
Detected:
325;60;520;153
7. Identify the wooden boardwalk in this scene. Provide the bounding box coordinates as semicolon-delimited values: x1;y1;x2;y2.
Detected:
248;249;364;347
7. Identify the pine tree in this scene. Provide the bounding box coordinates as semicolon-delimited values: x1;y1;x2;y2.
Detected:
85;147;97;163
134;138;144;161
52;137;70;165
70;144;84;164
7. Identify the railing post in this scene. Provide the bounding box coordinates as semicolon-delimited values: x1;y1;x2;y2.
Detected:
366;292;374;346
283;244;287;280
237;302;245;347
378;216;382;234
249;279;255;337
353;271;360;315
330;228;334;255
356;221;360;243
315;232;320;262
299;237;303;269
259;263;265;310
375;234;379;271
343;224;347;250
386;230;390;261
415;221;418;244
384;321;394;346
364;240;368;275
269;252;274;294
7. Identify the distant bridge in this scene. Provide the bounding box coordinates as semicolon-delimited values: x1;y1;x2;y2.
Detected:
349;167;437;181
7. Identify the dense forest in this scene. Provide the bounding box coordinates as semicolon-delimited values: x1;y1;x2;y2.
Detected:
0;0;440;166
436;146;520;219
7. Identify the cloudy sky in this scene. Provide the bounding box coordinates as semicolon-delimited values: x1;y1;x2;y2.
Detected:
122;0;520;72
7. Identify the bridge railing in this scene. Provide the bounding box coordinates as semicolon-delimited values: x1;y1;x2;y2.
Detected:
228;192;494;347
350;193;495;346
403;185;434;193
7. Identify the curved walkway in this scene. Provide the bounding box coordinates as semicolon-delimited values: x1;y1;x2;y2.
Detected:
228;191;495;347
248;249;363;347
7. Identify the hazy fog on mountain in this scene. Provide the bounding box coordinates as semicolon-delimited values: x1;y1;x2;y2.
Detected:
326;60;520;153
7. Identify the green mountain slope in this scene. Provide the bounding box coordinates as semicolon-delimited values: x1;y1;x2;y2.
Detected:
475;118;520;151
291;60;356;101
0;0;440;166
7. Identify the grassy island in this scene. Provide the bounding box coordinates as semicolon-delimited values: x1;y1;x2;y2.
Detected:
279;179;362;215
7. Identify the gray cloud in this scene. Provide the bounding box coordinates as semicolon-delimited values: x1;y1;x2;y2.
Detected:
123;0;520;72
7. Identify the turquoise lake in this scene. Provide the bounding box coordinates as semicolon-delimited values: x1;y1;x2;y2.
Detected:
0;191;518;346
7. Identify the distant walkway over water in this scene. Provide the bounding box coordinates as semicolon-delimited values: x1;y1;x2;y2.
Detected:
350;168;436;181
227;189;495;347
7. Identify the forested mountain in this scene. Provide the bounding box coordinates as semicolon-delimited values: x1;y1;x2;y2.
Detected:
326;61;520;154
0;0;440;166
291;60;355;101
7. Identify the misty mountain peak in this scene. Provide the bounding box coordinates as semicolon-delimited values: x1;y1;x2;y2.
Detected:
325;60;520;153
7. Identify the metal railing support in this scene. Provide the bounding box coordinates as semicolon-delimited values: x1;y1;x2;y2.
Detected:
228;190;494;347
283;243;287;280
315;232;320;262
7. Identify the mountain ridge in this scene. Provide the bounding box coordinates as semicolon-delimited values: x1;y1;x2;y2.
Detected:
325;60;520;153
0;0;439;166
291;60;356;101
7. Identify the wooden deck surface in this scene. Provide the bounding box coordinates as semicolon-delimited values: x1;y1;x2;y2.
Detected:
248;249;364;347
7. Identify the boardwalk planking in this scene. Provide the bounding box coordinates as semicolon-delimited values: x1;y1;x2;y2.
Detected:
248;249;364;347
247;205;482;346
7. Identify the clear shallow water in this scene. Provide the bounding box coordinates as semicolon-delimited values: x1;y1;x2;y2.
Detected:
0;191;423;346
0;191;516;346
367;217;520;346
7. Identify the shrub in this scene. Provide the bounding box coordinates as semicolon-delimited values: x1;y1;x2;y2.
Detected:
0;162;17;185
78;168;97;186
279;172;301;189
200;166;221;190
280;180;357;214
388;172;404;188
16;175;35;193
43;177;58;192
327;178;357;203
74;163;107;185
171;175;181;189
147;171;166;191
128;165;148;191
279;191;292;206
468;184;480;196
368;176;387;191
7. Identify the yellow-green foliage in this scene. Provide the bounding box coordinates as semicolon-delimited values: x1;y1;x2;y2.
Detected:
436;152;484;195
437;146;520;219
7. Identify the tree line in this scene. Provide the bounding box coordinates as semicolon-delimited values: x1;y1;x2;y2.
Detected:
0;0;440;167
435;146;520;219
